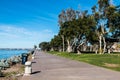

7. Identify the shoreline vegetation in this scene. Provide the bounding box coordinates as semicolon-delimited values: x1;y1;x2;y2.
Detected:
48;51;120;72
0;51;33;80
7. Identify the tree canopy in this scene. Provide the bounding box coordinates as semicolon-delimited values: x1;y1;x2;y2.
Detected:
39;0;120;53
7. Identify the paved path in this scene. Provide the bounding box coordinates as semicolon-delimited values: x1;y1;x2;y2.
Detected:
22;51;120;80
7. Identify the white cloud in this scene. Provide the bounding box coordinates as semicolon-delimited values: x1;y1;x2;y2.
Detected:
0;24;55;48
0;25;33;36
0;32;19;38
43;29;53;33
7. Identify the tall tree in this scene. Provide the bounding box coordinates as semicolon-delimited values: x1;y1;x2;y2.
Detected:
39;42;50;51
58;8;77;52
91;0;114;54
59;9;96;53
76;13;96;54
58;10;67;52
50;35;63;51
106;5;120;38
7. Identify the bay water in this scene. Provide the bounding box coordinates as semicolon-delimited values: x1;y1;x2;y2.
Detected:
0;49;28;59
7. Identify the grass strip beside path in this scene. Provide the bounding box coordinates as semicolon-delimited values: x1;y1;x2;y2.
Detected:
48;51;120;71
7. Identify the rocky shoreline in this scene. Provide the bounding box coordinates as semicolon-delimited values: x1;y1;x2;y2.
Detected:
0;51;33;80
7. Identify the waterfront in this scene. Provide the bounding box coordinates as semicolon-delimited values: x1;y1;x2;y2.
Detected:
0;49;29;59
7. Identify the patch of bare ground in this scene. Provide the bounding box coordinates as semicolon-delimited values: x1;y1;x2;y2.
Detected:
104;63;119;68
0;63;24;80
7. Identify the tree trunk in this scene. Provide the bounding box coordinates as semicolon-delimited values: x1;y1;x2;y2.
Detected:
50;47;54;51
77;49;81;54
61;35;65;52
67;39;72;52
76;42;84;54
99;35;102;54
108;49;111;54
83;45;87;51
77;45;81;54
90;46;93;52
59;48;62;52
95;50;98;54
103;37;106;54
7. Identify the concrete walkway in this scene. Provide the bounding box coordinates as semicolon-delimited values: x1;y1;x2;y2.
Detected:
22;51;120;80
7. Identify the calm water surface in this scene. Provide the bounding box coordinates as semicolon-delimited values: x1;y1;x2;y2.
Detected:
0;50;28;59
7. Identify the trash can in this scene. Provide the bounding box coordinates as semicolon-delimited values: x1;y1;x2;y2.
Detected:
31;50;34;54
22;53;28;65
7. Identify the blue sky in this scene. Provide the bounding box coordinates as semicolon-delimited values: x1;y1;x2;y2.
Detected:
0;0;119;48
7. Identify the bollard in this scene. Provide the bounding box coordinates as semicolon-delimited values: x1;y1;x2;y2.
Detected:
32;54;35;59
24;61;32;76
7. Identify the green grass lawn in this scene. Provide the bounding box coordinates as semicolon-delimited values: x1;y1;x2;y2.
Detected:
48;51;120;71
